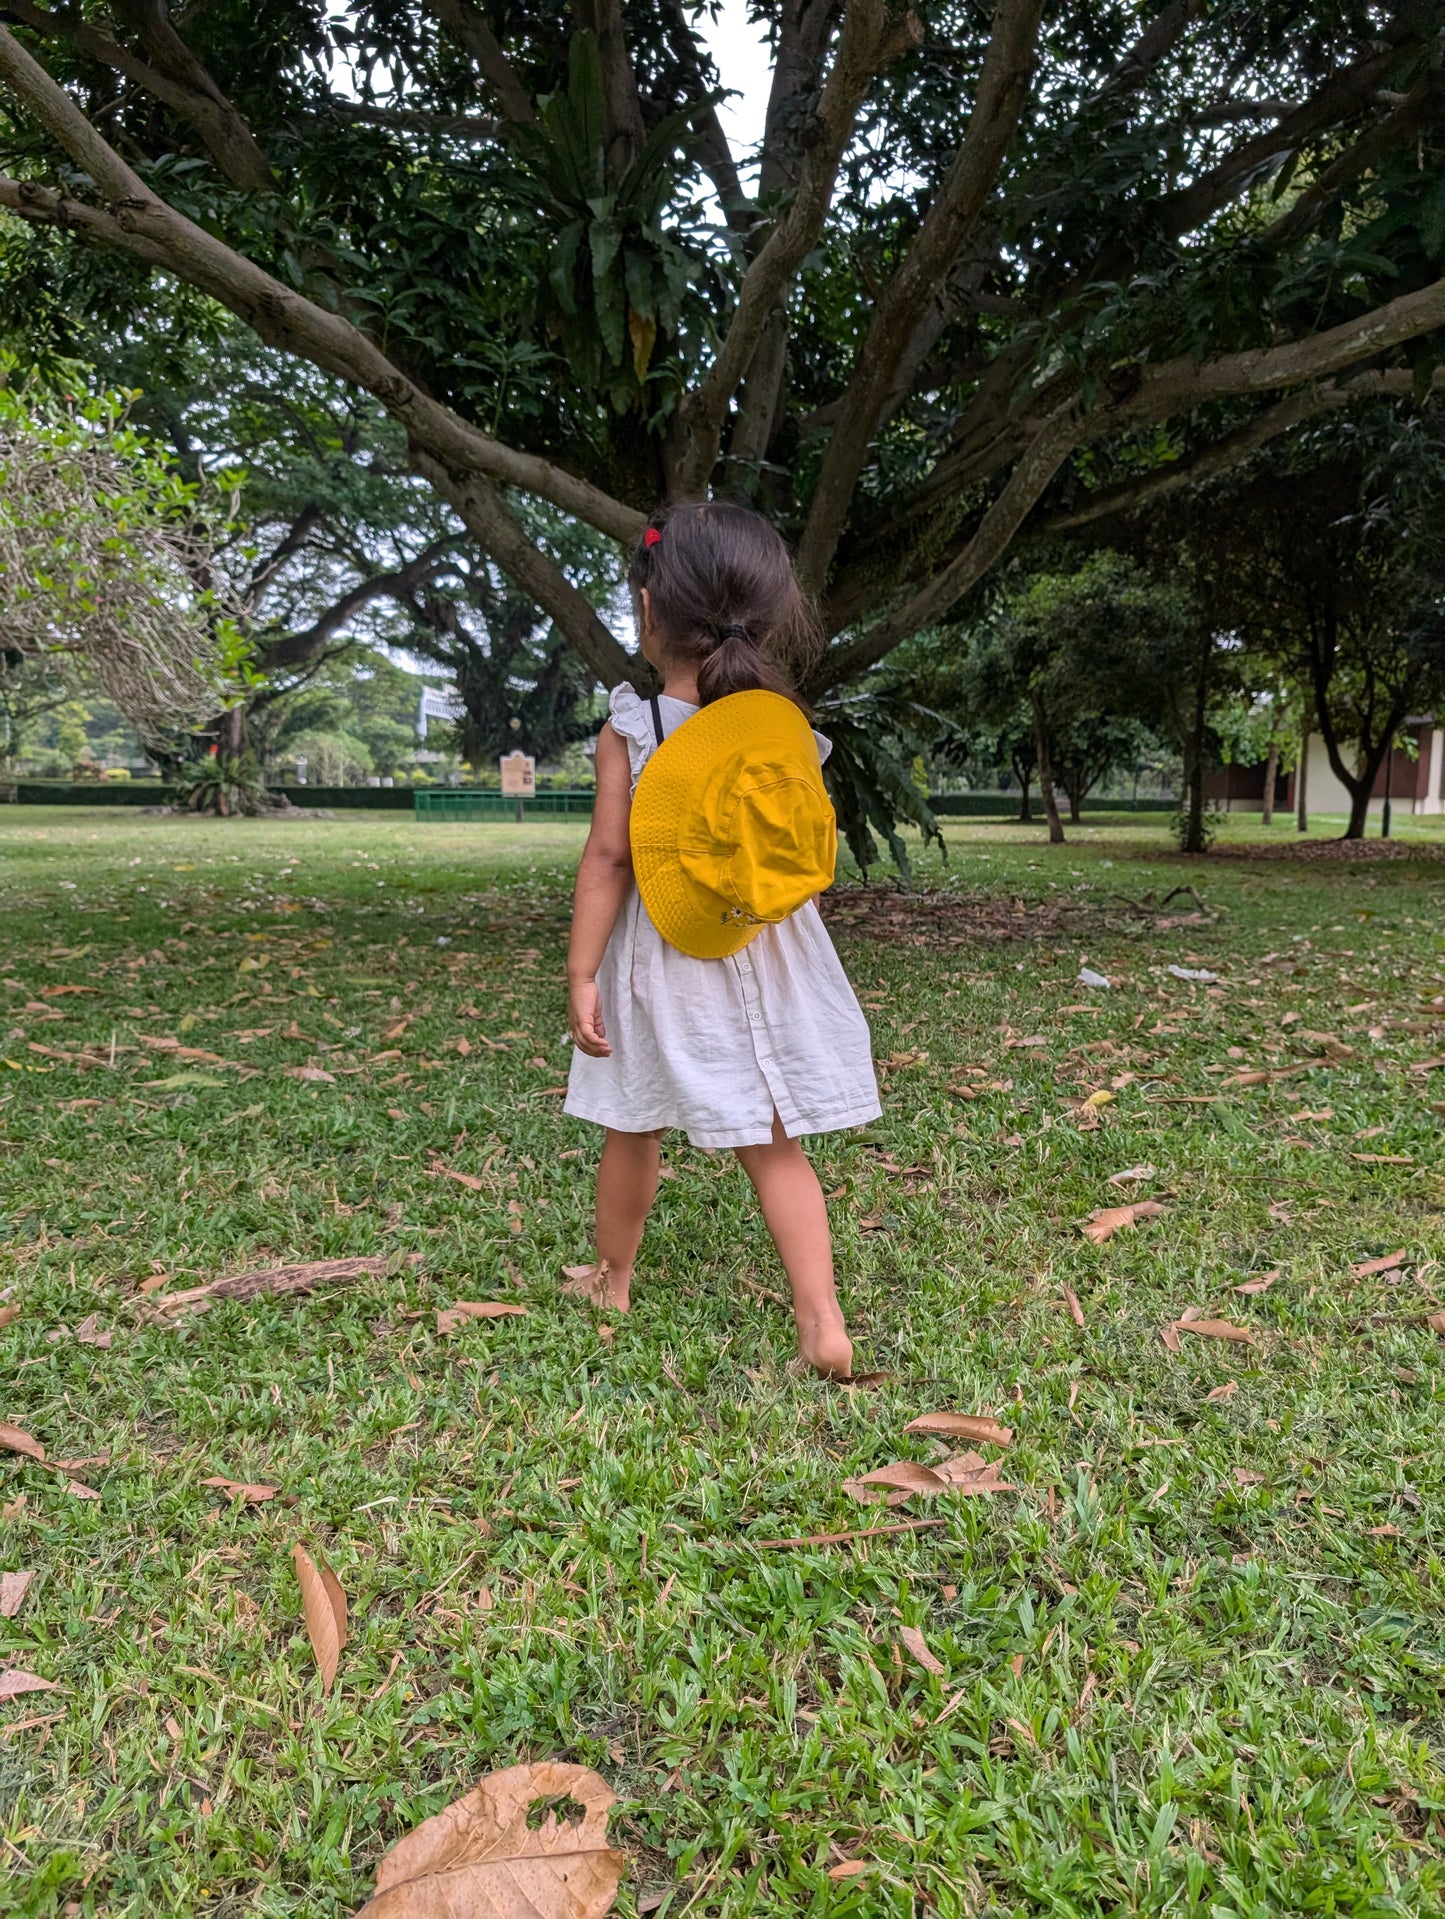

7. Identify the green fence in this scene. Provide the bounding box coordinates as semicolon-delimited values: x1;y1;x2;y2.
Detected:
414;788;597;821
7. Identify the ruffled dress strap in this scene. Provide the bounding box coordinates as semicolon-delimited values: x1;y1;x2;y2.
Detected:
607;682;660;789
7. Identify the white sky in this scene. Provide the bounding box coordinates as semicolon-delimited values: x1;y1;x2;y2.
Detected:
695;1;773;182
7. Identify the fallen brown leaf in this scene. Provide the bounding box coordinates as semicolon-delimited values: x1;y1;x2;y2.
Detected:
427;1165;486;1192
0;1305;20;1330
294;1544;347;1692
150;1256;391;1313
1350;1250;1408;1278
1081;1200;1164;1244
842;1460;946;1506
1107;1164;1156;1186
1175;1318;1256;1345
1062;1286;1086;1327
903;1412;1013;1448
0;1669;57;1700
1352;1152;1412;1164
1160;1323;1182;1354
354;1762;624;1919
436;1302;529;1334
201;1476;279;1506
0;1422;45;1463
0;1572;34;1618
827;1860;873;1881
1367;1524;1402;1538
1232;1467;1264;1487
1205;1380;1238;1402
1234;1269;1280;1296
73;1314;112;1348
933;1452;1016;1495
1427;1311;1445;1336
898;1625;945;1675
286;1064;336;1084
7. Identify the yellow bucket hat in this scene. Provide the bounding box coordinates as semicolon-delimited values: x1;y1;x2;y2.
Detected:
630;689;838;959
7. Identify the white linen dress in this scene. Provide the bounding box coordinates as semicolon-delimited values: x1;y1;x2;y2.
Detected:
564;684;882;1150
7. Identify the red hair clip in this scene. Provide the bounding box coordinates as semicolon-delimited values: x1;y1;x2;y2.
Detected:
643;527;662;547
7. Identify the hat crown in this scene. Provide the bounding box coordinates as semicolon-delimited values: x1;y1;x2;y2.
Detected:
631;691;837;958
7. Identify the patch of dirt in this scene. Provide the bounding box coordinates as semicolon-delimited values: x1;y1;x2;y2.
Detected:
820;884;1108;946
1210;837;1445;864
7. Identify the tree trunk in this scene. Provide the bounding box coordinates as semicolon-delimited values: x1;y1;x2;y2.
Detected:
1261;736;1279;825
1031;694;1065;844
1296;727;1309;831
1180;650;1209;854
1015;765;1032;822
1344;780;1372;839
1068;787;1083;825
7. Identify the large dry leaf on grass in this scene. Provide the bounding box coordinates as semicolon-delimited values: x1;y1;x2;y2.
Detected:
1234;1269;1280;1296
427;1165;486;1192
1350;1250;1407;1278
934;1451;1016;1495
294;1545;348;1692
202;1476;279;1506
841;1460;947;1506
1427;1312;1445;1336
899;1626;945;1675
355;1762;624;1919
0;1305;20;1330
0;1422;45;1463
436;1301;529;1334
904;1412;1013;1448
0;1571;35;1617
1081;1200;1164;1244
1107;1164;1156;1186
151;1257;390;1314
1175;1318;1256;1345
0;1669;56;1701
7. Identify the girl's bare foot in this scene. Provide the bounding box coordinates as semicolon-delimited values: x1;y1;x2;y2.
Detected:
560;1258;632;1313
793;1303;853;1380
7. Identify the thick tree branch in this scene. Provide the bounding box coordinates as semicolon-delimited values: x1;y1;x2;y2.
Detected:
410;448;637;691
305;99;500;142
573;0;645;178
1040;369;1442;533
811;402;1086;690
255;536;461;675
1120;275;1445;423
674;0;922;496
795;0;1042;590
0;29;646;545
421;0;535;125
5;0;278;191
1261;75;1435;251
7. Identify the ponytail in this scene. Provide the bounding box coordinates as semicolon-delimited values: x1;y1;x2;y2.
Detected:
696;620;798;707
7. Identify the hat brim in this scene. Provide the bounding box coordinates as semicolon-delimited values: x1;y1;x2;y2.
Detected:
630;691;821;960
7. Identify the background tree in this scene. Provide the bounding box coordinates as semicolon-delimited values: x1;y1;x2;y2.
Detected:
1212;410;1445;838
0;366;247;734
1;0;1443;716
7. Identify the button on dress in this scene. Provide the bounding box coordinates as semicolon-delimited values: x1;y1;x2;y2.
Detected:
564;685;882;1150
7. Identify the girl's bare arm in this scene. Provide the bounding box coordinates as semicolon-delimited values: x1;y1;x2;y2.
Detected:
566;723;634;1057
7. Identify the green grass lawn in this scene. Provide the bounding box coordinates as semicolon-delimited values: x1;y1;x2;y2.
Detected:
1;806;1443;1918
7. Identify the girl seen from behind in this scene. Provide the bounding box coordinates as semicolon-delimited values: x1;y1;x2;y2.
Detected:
562;501;881;1378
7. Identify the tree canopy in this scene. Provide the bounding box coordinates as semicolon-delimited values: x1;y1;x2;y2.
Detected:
2;2;1443;701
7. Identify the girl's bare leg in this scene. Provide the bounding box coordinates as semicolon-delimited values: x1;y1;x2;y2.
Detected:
735;1115;852;1378
563;1127;662;1312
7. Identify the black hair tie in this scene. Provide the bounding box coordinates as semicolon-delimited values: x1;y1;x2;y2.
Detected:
720;622;748;643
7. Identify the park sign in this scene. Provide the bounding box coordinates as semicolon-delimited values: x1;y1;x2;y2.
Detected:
500;752;536;798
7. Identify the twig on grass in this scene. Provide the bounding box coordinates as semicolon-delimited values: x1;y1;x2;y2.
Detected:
744;1518;948;1550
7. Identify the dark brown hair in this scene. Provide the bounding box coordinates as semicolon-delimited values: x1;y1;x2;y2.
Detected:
627;501;820;708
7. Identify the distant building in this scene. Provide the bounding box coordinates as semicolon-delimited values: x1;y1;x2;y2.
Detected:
1206;717;1443;817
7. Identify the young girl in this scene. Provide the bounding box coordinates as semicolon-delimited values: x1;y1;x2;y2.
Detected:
562;501;881;1378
